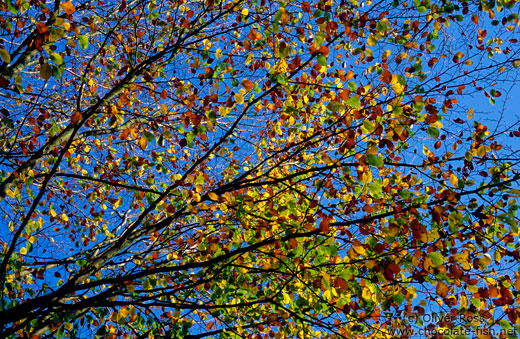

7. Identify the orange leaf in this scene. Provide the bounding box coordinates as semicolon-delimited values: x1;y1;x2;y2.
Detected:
71;111;82;124
208;192;219;201
472;14;479;25
242;79;254;91
138;136;148;150
205;322;214;330
61;1;76;15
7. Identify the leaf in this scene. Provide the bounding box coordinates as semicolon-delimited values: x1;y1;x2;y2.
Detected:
78;35;89;49
242;79;254;91
436;281;448;297
40;63;52;81
50;52;64;65
381;69;392;84
71;111;82;124
319;217;330;233
138;136;148;150
317;55;328;66
366;155;384;168
234;93;244;104
0;48;11;64
427;126;439;139
61;1;76;15
208;192;219;201
428;252;444;267
345;96;360;108
467;107;474;119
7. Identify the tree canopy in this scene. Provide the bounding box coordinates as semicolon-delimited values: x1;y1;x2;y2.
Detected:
1;0;520;337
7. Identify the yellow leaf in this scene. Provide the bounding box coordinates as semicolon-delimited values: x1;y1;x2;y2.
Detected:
208;192;219;201
234;93;244;104
430;121;443;129
367;35;377;46
359;170;372;184
241;8;249;16
20;247;27;255
361;287;372;301
449;173;458;187
161;104;168;114
467;108;474;119
480;254;492;267
476;145;486;157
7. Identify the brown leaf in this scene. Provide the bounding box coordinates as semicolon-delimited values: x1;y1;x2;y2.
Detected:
0;75;9;88
471;14;479;25
319;217;330;233
436;281;448;297
381;69;392;84
301;1;311;12
334;277;348;291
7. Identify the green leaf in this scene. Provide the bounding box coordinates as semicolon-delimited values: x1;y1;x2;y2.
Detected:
144;131;154;141
78;35;89;49
50;52;64;65
327;101;343;112
427;126;439;139
40;63;52;81
0;48;11;64
367;155;384;168
428;252;444;266
393;293;404;304
317;55;328;66
346;96;360;108
76;259;87;267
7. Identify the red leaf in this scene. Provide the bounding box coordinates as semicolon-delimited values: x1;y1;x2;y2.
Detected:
160;89;168;99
